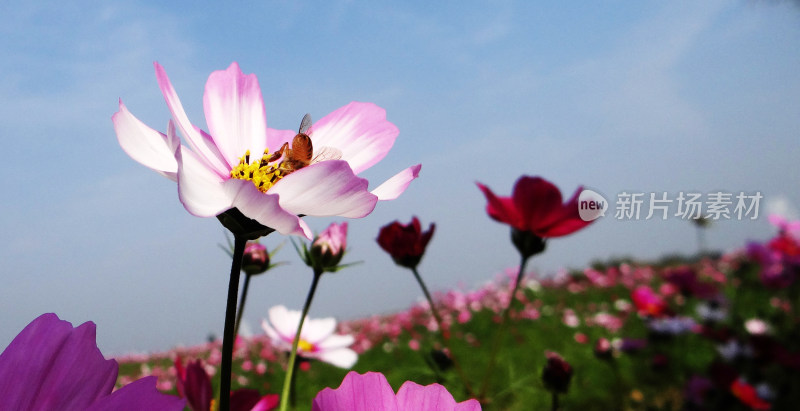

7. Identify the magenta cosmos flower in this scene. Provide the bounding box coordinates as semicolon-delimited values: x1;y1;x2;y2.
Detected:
0;313;184;410
312;371;481;411
113;62;420;239
477;176;591;238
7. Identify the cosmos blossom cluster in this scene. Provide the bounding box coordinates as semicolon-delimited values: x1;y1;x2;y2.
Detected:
7;59;795;410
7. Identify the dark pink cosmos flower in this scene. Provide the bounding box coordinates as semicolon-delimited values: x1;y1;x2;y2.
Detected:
377;217;435;269
541;351;573;394
174;357;278;411
477;176;592;238
0;313;185;410
631;285;669;317
312;371;480;410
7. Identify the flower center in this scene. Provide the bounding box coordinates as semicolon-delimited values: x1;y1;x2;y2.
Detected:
297;339;315;353
229;149;287;193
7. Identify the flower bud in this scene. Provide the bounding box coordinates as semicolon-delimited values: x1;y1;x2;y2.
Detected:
242;241;270;275
308;222;348;272
377;217;435;269
542;351;573;394
594;337;613;360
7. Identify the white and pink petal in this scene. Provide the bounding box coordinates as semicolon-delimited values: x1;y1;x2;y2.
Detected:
175;146;236;217
316;347;358;369
310;102;398;175
371;164;422;201
113;101;179;181
203;62;269;168
270;161;378;219
155;62;230;177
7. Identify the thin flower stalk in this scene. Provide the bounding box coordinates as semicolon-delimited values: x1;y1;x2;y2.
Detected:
279;270;323;411
410;266;475;397
478;253;530;401
219;235;247;411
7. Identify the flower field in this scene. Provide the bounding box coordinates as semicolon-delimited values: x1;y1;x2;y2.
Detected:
112;223;800;410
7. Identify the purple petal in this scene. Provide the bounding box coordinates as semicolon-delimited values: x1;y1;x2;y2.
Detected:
270;161;378;218
203;62;269;168
312;371;398;411
154;62;229;176
112;100;179;181
396;381;481;411
86;377;185;411
310;102;399;175
0;313;117;410
371;164;421;201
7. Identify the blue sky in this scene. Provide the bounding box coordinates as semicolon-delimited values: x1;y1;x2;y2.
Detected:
1;1;798;355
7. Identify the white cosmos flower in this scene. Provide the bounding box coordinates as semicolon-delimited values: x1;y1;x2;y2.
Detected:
262;305;357;369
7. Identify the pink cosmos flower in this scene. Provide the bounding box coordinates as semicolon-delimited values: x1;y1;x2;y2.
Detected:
477;176;591;238
261;305;357;368
0;313;185;410
631;285;669;317
312;371;481;411
113;62;420;239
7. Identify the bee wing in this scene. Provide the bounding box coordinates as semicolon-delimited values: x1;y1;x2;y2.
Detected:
312;146;343;163
299;113;313;134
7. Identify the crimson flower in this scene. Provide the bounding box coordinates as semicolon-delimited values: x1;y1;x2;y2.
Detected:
730;379;771;410
541;351;573;394
114;62;420;239
174;357;279;411
477;176;592;257
0;313;184;410
377;217;435;269
312;371;480;410
477;176;591;237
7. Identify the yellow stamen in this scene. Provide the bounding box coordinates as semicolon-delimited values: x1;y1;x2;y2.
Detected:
298;339;314;353
229;149;286;193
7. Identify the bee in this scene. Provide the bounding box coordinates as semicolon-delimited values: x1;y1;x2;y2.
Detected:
267;113;341;175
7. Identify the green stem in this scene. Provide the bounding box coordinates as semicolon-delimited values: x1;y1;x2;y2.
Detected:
279;270;323;411
551;392;560;411
478;253;530;402
411;267;475;397
219;235;247;411
233;273;252;339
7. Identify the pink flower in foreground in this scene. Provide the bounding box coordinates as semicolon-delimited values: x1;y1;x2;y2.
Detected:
114;62;420;239
0;313;184;410
262;305;357;368
312;371;480;411
477;176;592;238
